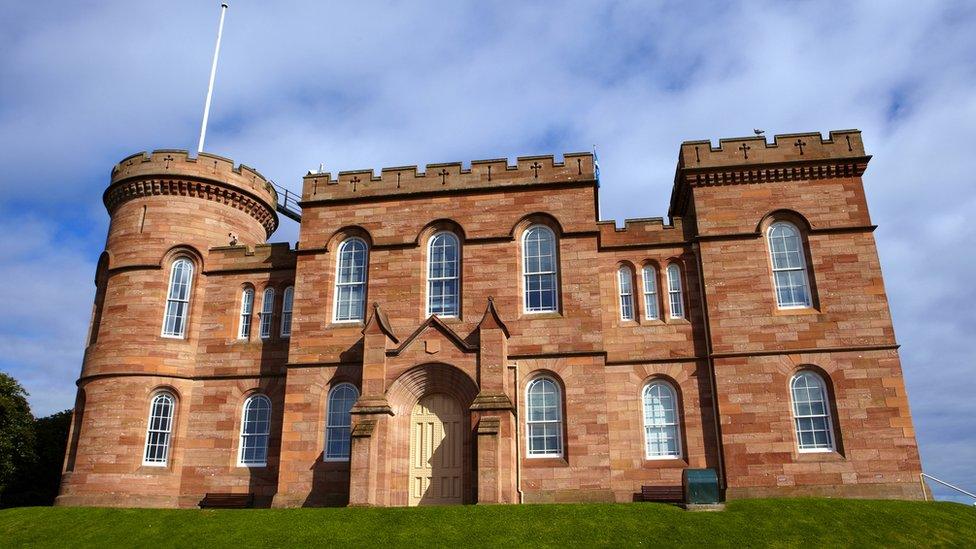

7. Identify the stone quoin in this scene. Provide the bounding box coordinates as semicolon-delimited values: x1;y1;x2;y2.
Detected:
56;130;925;508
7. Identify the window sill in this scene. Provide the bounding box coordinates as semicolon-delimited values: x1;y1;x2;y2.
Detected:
796;449;845;461
520;312;562;320
137;464;174;473
642;457;688;469
327;321;365;329
522;456;569;468
773;306;821;316
666;317;690;325
322;457;351;463
237;463;267;468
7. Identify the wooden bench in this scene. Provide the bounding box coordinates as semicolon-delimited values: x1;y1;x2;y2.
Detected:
199;492;255;509
640;485;683;504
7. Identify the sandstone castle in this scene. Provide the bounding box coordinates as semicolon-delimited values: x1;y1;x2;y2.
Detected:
56;130;925;507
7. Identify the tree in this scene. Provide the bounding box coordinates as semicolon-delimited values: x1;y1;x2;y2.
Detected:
0;372;36;502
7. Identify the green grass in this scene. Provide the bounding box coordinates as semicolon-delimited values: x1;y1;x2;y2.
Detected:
1;499;974;548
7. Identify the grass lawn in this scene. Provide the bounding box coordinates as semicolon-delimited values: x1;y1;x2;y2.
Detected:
1;499;974;548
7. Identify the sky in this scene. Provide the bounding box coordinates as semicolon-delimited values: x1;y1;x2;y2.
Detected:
1;1;974;502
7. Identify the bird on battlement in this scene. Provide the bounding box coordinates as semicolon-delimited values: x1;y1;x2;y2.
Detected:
754;129;765;136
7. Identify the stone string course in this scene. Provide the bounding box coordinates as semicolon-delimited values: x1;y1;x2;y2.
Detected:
58;129;925;509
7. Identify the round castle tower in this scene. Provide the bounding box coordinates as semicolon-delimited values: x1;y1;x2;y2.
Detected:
58;150;278;507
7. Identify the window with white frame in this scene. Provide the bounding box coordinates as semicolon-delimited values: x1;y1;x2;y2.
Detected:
642;265;660;320
427;232;460;317
790;371;835;452
259;288;275;339
325;383;359;460
522;225;558;313
161;258;193;338
618;266;635;321
642;381;681;458
526;377;563;457
238;288;254;340
768;222;813;308
143;391;175;466
666;264;684;319
280;286;294;337
334;238;368;322
238;394;271;466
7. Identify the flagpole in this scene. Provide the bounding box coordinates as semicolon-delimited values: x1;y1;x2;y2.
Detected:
197;3;229;154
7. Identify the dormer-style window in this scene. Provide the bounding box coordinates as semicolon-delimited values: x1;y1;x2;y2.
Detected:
334;238;368;322
767;222;813;308
427;232;460;317
522;225;559;313
161;258;193;338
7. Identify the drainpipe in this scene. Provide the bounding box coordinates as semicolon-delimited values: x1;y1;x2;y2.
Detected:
693;242;728;493
510;362;524;503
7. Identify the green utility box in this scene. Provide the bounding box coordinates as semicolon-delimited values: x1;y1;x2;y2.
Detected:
682;468;720;504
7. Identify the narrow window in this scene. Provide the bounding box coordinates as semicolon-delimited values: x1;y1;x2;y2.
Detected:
643;381;682;458
161;258;193;338
768;222;813;308
259;288;275;339
526;377;563;457
325;383;359;460
791;371;835;452
280;286;294;337
238;394;271;466
666;264;684;319
642;265;660;320
143;392;175;466
334;238;368;322
522;225;558;313
618;266;635;321
238;288;254;340
427;232;460;317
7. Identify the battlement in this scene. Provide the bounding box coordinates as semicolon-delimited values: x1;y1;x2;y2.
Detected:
301;153;595;202
597;217;689;248
110;149;278;208
679;130;866;169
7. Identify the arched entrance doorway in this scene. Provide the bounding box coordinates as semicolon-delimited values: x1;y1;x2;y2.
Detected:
409;393;463;505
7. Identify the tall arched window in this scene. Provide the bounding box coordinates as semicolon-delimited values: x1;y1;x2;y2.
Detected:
768;222;812;308
259;288;275;339
238;288;254;340
280;286;294;337
790;371;835;452
427;232;460;317
325;383;359;460
334;238;368;322
642;265;660;320
666;264;684;319
143;391;175;466
526;377;563;457
522;225;558;313
618;266;635;321
238;394;271;466
642;381;681;459
161;258;193;338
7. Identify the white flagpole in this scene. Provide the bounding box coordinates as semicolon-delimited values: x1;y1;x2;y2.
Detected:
197;3;229;153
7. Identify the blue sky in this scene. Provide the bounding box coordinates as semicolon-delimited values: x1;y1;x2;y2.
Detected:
1;1;974;502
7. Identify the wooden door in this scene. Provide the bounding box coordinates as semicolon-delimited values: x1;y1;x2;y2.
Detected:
409;393;463;505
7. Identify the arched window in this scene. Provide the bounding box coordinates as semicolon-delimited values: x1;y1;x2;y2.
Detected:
790;371;835;452
526;377;563;457
642;381;681;459
238;394;271;466
334;238;368;322
522;225;558;313
280;286;294;337
238;288;254;340
642;265;660;320
161;258;193;338
325;383;359;460
666;264;684;319
143;391;175;466
427;232;460;317
618;266;635;321
259;288;275;339
768;222;812;308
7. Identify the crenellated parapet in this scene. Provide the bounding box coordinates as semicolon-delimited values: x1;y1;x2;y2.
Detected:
301;153;595;202
670;130;871;217
105;150;279;237
597;217;689;248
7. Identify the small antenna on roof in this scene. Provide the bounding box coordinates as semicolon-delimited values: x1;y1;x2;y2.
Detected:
197;3;229;153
